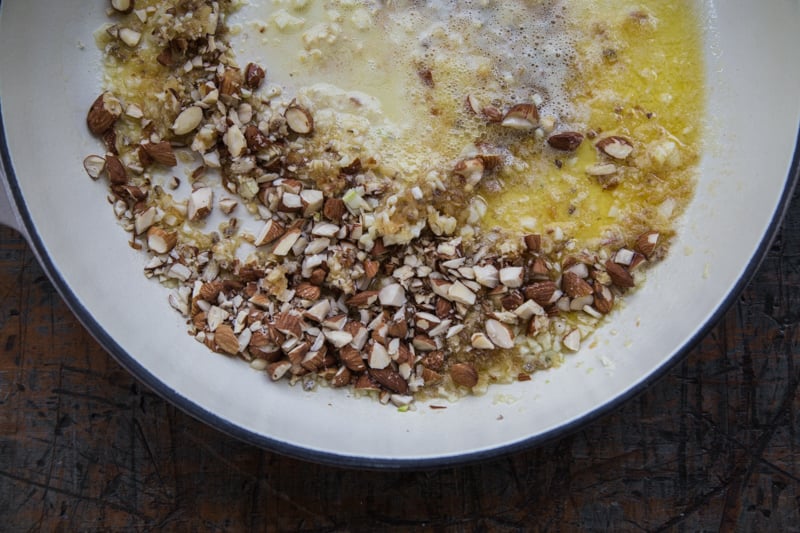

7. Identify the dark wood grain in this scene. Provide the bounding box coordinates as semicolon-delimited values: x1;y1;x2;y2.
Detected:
1;190;799;532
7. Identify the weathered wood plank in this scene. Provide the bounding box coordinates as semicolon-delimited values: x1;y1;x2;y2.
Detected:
1;189;798;531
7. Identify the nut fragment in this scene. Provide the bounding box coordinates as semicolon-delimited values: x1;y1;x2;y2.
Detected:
562;329;581;352
83;155;106;180
605;260;635;288
87;92;122;135
215;324;240;355
254;219;285;246
635;231;660;259
105;154;128;185
146;226;177;254
188;187;213;221
110;0;134;13
284;103;314;135
547;131;584;151
370;368;409;394
172;106;203;135
561;272;593;298
596;136;634;159
501;103;540;130
450;363;479;388
485;319;515;349
118;27;142;47
244;63;266;90
593;284;615;314
141;141;177;166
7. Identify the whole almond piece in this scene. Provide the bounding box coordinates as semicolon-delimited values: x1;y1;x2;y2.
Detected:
547;131;584;151
605;260;635;288
450;363;479;388
141;141;177;166
105;154;128;185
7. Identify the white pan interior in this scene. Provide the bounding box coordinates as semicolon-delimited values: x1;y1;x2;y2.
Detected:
1;0;799;466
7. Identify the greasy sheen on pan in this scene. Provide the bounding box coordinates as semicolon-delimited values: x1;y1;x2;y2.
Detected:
83;0;704;408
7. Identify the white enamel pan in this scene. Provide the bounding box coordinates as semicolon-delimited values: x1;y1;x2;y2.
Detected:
1;0;799;468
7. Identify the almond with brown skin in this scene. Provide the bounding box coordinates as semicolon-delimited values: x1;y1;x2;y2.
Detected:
146;226;177;254
523;281;559;306
524;234;542;253
605;260;635;288
141;141;177;166
244;62;265;90
635;230;660;259
420;367;443;385
198;281;224;302
450;363;479;388
214;324;240;355
421;350;445;372
593;283;615;314
323;197;346;221
346;290;379;308
364;260;380;280
87;92;122;135
308;268;328;286
295;282;321;301
482;105;503;123
330;366;351;388
369;368;408;394
254;219;285;247
435;297;452;319
339;345;366;372
83;155;106;179
285;103;314;135
501;291;524;311
267;360;292;381
547;131;584;151
105;154;128;185
561;272;593;298
501;103;540;130
244;125;270;152
273;312;303;338
596;136;634;159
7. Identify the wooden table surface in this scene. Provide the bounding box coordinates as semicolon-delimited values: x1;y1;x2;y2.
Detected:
1;189;799;532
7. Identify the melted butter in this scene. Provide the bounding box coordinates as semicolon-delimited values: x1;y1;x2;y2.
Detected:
483;1;704;246
233;0;703;248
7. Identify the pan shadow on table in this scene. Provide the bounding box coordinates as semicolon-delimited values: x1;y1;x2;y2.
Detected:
1;189;799;532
